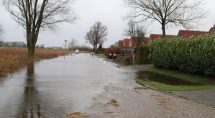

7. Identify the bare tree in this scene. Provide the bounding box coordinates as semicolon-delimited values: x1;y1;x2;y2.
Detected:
68;38;77;51
125;22;146;46
3;0;76;58
125;0;205;36
125;22;136;38
85;22;108;52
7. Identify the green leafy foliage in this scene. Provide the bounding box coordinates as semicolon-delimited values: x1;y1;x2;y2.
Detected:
138;44;151;64
151;35;215;77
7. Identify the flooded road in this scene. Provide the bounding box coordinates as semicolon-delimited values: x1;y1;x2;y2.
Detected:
1;54;215;118
0;54;135;118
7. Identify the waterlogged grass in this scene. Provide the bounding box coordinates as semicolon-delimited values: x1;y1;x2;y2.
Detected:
0;48;69;76
136;67;215;91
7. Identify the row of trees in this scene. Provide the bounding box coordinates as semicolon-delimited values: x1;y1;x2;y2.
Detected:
0;41;45;48
0;41;26;47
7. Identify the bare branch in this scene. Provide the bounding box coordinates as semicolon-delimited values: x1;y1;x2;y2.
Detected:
125;0;206;36
124;22;146;45
3;0;76;57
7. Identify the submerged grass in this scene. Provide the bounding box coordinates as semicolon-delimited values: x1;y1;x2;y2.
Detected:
136;67;215;91
0;48;69;76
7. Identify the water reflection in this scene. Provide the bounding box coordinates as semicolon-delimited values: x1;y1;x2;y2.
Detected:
0;54;135;117
17;63;43;118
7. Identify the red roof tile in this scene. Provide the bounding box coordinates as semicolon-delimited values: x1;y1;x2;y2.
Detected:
130;37;139;47
150;34;176;40
123;39;131;47
150;34;163;40
178;30;209;38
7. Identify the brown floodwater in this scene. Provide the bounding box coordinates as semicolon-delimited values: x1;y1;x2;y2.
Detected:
0;53;135;118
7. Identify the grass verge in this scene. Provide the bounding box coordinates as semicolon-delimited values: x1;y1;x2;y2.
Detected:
136;67;215;91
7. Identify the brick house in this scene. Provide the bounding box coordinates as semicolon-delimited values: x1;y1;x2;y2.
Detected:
143;30;209;44
178;30;209;38
143;34;177;44
118;40;123;48
118;38;139;48
117;37;140;55
143;37;150;44
122;39;131;47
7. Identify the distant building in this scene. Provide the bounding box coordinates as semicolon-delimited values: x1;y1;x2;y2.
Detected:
1;41;26;47
143;30;209;44
130;37;139;48
116;37;140;55
118;37;139;48
122;39;131;48
118;40;123;48
113;27;212;56
143;37;151;44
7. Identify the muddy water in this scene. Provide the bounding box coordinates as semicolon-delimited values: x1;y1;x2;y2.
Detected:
0;54;135;118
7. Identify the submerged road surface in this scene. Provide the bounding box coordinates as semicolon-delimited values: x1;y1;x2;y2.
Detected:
1;54;215;118
0;54;135;118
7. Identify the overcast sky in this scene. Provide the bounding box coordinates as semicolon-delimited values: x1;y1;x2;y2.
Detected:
0;0;215;48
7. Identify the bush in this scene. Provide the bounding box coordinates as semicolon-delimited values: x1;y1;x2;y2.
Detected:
138;44;151;64
151;35;215;77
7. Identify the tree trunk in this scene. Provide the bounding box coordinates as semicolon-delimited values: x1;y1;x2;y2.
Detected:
161;23;166;37
93;44;98;53
27;32;37;59
93;44;96;52
27;46;35;58
95;46;98;53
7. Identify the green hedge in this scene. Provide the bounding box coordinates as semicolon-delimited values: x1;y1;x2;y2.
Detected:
138;44;151;64
151;35;215;77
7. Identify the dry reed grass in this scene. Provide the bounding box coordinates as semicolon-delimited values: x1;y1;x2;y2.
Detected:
0;48;69;76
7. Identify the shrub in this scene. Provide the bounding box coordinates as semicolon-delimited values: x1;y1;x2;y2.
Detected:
151;35;215;77
138;44;151;64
